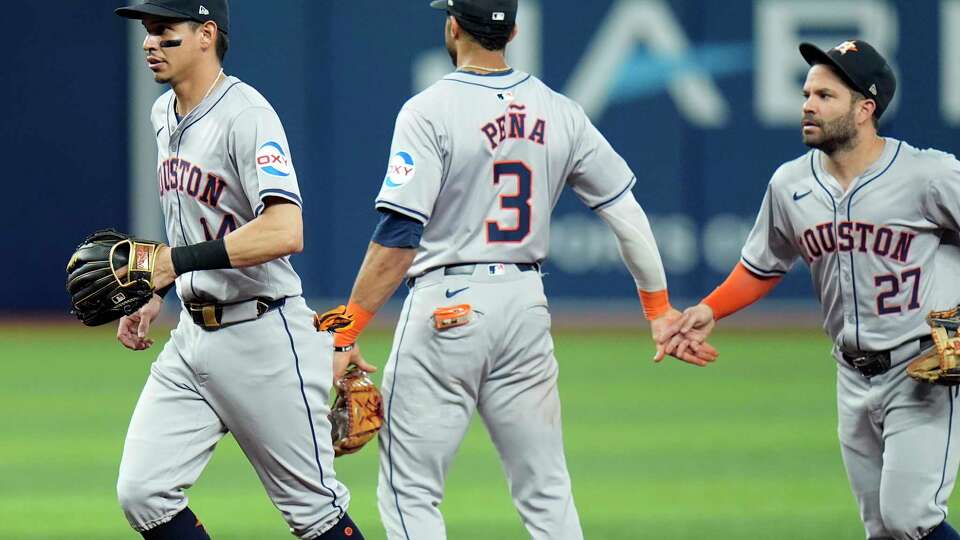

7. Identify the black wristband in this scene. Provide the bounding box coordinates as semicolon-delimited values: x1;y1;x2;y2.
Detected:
170;239;232;275
156;282;175;299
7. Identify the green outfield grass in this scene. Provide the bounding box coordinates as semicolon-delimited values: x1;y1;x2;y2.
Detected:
0;324;920;539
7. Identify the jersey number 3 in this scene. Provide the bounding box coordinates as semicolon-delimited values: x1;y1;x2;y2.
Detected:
486;161;532;243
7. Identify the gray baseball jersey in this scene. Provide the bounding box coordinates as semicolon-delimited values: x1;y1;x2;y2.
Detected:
375;69;640;540
118;77;352;538
741;138;960;354
375;69;636;276
741;138;960;539
151;76;303;303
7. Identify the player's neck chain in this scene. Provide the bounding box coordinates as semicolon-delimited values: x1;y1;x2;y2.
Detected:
459;64;512;74
176;68;226;118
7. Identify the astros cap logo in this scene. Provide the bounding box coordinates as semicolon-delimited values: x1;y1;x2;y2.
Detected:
834;41;859;55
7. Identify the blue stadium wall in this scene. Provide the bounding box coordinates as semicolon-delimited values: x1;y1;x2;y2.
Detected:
6;0;960;313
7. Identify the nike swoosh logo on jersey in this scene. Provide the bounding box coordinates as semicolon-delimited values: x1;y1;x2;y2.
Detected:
445;287;470;298
793;190;813;201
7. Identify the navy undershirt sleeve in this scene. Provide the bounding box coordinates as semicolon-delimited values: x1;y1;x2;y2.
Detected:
371;209;424;248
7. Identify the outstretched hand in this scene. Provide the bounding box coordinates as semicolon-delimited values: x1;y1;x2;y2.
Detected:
653;304;718;366
651;305;718;366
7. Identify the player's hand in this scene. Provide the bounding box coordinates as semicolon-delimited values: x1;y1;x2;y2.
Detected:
333;343;378;381
651;306;718;366
117;294;163;351
657;304;718;363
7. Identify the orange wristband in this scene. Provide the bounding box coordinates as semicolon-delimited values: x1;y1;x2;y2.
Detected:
333;302;375;347
639;289;670;320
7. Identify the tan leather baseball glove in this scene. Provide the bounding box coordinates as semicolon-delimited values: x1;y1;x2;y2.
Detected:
330;366;384;457
907;306;960;386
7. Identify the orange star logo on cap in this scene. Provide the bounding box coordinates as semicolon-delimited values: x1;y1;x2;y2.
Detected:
834;41;859;55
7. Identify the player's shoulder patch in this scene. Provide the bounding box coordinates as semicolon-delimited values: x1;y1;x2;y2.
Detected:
383;151;416;189
256;141;292;177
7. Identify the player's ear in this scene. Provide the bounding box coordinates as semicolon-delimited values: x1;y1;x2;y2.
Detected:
859;98;877;127
507;24;519;43
198;21;217;52
448;15;461;40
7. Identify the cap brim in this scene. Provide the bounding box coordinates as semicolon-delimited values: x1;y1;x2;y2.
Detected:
799;42;867;96
429;0;448;10
115;3;192;21
799;42;833;67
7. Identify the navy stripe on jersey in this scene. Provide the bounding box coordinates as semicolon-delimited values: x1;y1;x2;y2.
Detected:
934;388;956;521
810;152;840;298
172;81;243;300
180;82;243;135
375;200;430;223
810;152;843;330
741;256;786;277
843;141;902;350
440;73;532;91
278;307;345;520
385;296;416;540
166;93;175;135
260;188;303;206
845;141;903;219
454;68;515;77
590;176;637;211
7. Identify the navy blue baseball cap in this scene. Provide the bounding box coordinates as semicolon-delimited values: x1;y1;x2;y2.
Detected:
430;0;517;36
116;0;230;34
799;40;896;118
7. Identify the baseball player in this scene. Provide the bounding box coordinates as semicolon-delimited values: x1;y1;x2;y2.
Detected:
324;1;717;538
661;41;960;540
111;1;362;538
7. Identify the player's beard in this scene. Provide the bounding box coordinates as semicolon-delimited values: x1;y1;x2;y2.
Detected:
802;106;858;155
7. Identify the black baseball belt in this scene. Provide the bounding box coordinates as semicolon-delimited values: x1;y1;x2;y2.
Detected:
185;296;287;331
407;262;540;288
842;335;935;377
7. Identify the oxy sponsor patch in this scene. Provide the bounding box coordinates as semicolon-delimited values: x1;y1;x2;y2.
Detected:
256;141;292;177
384;151;415;188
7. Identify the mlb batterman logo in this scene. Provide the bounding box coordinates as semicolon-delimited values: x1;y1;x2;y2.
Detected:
384;151;416;188
256;141;292;177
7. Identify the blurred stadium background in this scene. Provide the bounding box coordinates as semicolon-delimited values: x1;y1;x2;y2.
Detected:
3;0;958;538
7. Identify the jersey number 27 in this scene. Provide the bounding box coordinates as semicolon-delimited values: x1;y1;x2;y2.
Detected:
875;268;922;315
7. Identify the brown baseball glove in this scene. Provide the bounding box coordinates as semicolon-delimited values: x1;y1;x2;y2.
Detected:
907;306;960;386
330;366;383;457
